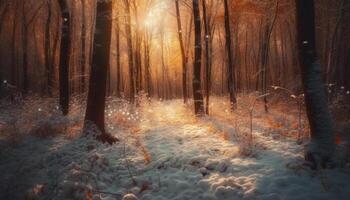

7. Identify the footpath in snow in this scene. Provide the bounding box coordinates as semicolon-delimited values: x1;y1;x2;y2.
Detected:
0;99;350;200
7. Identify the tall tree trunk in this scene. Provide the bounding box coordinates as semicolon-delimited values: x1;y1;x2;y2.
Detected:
160;27;166;99
58;0;70;115
85;0;117;144
80;0;87;93
325;0;348;85
175;0;188;104
45;0;53;96
0;1;9;35
124;0;135;103
133;4;142;97
10;1;18;86
202;0;211;115
144;30;152;98
261;0;279;112
192;0;204;115
296;0;335;169
223;0;237;110
115;13;121;98
21;6;28;93
21;2;45;93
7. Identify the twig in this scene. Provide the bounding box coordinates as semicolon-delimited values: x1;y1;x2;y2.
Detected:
92;189;122;197
249;93;271;147
271;86;305;141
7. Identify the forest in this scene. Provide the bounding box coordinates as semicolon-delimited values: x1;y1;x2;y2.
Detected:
0;0;350;199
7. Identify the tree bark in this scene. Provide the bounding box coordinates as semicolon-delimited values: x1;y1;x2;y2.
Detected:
85;0;117;144
80;0;87;93
175;0;188;104
58;0;71;115
144;30;152;98
261;0;279;112
202;0;211;115
223;0;237;110
21;2;44;93
45;0;53;96
0;0;9;35
296;0;335;169
10;0;18;87
21;3;29;93
124;0;135;103
115;12;122;98
192;0;204;115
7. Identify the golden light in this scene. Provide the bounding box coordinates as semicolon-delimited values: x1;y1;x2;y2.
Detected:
143;1;169;28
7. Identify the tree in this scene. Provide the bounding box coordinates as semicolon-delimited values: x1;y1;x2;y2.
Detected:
260;0;279;112
10;0;19;87
175;0;188;104
144;24;152;98
124;0;135;103
202;0;216;115
58;0;71;115
80;0;87;93
44;0;54;96
296;0;335;169
192;0;204;115
0;0;10;35
325;0;349;85
85;0;117;144
132;1;142;98
115;4;122;98
223;0;237;110
21;1;44;93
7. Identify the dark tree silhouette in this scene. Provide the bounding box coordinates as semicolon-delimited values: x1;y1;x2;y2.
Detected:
0;0;9;36
115;10;122;98
84;0;117;144
260;0;279;112
296;0;335;169
144;28;152;98
175;0;188;104
192;0;204;115
10;0;19;87
44;0;54;96
58;0;70;115
124;0;135;103
202;0;211;115
21;2;44;93
80;0;87;93
223;0;237;110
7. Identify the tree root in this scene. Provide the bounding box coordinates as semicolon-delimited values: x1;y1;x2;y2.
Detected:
304;151;336;170
96;133;119;145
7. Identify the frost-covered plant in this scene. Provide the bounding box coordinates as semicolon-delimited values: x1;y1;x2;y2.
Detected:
0;80;23;105
271;86;306;142
327;84;350;121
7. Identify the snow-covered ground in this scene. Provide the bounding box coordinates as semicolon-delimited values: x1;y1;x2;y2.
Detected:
0;98;350;200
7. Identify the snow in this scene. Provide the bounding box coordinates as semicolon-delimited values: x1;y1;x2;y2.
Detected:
0;97;350;200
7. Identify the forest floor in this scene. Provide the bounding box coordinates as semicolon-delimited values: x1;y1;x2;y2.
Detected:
0;96;350;200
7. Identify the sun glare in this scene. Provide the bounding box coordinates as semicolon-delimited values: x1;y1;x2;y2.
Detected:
143;1;169;28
